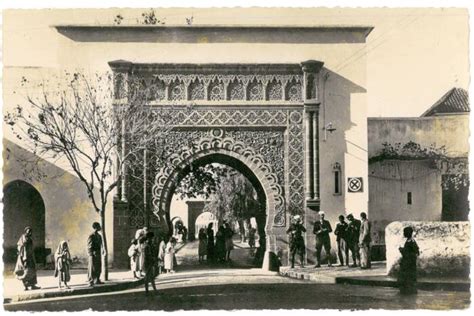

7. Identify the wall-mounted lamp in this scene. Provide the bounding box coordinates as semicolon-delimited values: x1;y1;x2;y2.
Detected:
323;122;337;141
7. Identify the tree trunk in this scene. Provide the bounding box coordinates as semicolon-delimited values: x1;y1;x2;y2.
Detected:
100;210;109;281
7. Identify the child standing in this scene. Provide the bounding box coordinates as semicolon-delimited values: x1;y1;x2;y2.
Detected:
54;240;72;289
398;226;420;295
127;239;140;279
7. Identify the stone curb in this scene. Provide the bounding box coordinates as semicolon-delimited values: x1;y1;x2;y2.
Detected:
7;278;144;303
335;276;471;292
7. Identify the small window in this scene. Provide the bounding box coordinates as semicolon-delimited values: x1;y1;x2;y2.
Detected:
407;192;412;205
333;162;342;195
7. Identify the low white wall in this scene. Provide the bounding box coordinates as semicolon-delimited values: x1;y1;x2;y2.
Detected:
385;221;470;277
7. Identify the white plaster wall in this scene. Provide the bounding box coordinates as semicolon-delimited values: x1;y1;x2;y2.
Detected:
368;116;470;158
2;139;113;266
385;221;470;277
369;160;442;245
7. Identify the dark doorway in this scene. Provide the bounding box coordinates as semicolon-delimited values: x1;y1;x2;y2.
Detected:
3;180;46;264
442;175;470;221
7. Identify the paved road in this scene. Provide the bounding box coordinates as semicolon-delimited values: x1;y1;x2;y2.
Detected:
174;238;257;270
4;270;470;311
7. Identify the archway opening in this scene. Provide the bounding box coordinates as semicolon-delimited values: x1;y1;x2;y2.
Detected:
2;180;46;265
164;153;268;270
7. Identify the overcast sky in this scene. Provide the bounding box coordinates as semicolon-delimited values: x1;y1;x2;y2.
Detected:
2;7;469;117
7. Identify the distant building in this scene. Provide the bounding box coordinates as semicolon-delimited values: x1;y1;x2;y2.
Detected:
368;88;469;256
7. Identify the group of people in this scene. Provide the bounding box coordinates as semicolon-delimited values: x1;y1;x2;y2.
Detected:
14;217;419;296
14;227;74;291
287;211;372;269
287;211;420;295
198;221;235;263
128;227;178;279
14;223;100;291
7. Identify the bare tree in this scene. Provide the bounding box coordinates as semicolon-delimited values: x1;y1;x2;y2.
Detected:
4;71;178;280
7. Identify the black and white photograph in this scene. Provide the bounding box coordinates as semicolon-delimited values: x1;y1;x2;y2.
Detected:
0;1;471;312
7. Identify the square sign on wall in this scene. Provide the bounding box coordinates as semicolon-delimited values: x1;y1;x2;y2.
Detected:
347;177;363;193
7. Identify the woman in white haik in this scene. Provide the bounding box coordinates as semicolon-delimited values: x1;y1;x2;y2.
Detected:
164;237;177;273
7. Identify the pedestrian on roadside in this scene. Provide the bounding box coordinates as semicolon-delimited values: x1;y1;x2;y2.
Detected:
359;212;372;269
182;226;188;243
334;215;349;266
248;226;256;249
14;226;41;291
287;215;306;268
143;232;157;295
346;214;361;267
127;238;140;279
134;228;145;277
313;211;333;267
206;223;215;263
224;222;234;262
216;225;227;263
164;237;177;273
157;237;167;275
398;226;420;295
87;222;104;286
198;228;208;263
54;240;72;289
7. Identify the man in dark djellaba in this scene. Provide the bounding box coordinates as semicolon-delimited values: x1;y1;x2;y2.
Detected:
398;226;420;295
87;222;104;286
14;226;41;291
287;215;306;268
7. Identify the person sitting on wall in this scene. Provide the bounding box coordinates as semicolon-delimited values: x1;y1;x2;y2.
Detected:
286;215;306;269
313;211;333;268
334;215;349;266
398;226;420;295
346;214;361;267
359;212;372;269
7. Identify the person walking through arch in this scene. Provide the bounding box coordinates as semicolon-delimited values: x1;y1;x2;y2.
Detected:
215;225;227;263
286;215;306;269
14;227;40;291
206;223;215;263
198;228;208;263
87;222;104;286
224;221;234;262
313;211;333;267
359;212;372;269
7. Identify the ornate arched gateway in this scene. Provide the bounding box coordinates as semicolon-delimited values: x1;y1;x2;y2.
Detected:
111;60;324;269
